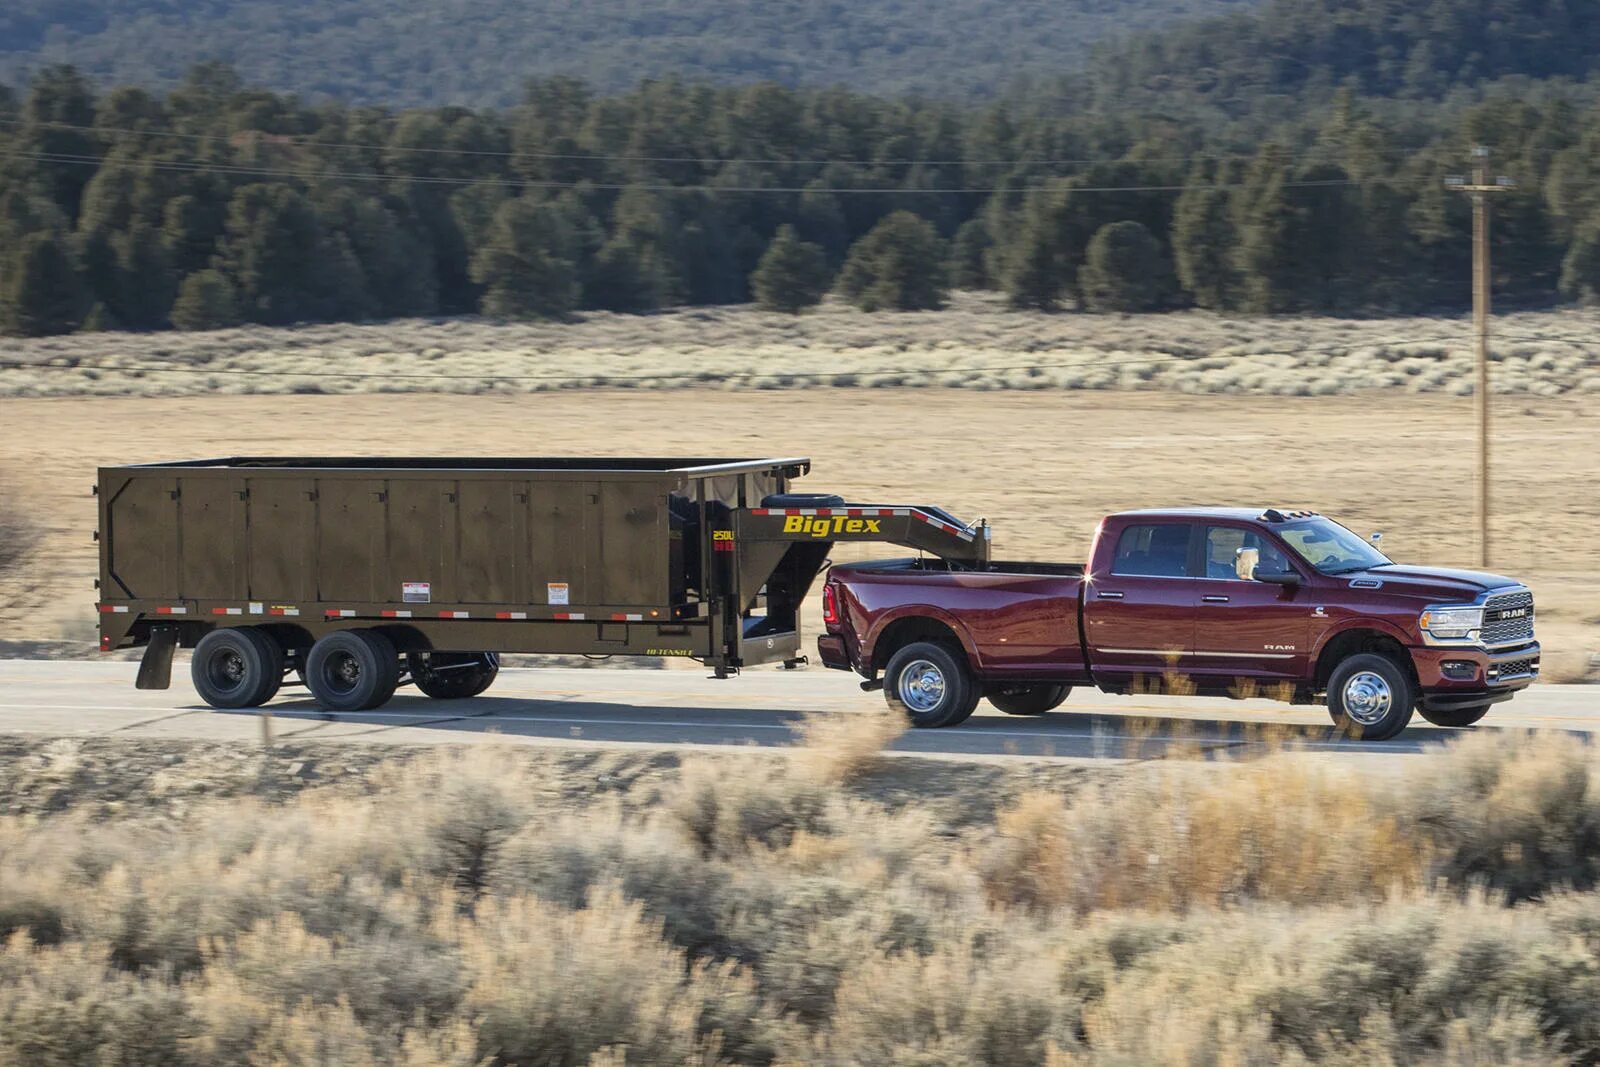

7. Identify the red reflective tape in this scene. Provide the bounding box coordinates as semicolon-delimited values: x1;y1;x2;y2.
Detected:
751;507;770;516
380;610;412;618
437;611;469;619
155;606;187;615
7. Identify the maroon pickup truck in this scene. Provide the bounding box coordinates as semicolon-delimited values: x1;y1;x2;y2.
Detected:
817;508;1539;740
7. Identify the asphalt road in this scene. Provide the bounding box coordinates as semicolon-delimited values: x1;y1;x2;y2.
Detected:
2;659;1596;762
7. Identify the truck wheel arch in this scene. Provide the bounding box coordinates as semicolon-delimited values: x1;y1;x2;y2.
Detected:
1313;623;1417;691
868;611;980;674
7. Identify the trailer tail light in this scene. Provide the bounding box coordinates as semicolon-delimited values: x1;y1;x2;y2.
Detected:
822;582;841;627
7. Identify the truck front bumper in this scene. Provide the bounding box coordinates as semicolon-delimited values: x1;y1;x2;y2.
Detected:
1412;641;1540;710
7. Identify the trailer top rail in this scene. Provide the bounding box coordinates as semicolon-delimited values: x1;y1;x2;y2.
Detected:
110;456;812;477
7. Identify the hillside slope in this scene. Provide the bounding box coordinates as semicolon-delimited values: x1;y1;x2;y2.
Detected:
0;0;1255;105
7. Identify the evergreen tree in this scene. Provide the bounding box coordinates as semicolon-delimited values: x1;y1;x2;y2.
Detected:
999;181;1076;310
1171;182;1237;310
751;225;830;313
469;196;579;319
170;269;240;331
836;211;947;312
1559;212;1600;304
1081;221;1176;312
212;184;328;324
0;232;85;336
948;217;993;290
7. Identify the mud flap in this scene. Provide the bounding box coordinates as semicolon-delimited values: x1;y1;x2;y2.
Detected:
135;626;179;690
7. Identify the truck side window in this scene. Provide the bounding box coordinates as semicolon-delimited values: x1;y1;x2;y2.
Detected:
1203;525;1290;580
1111;524;1192;577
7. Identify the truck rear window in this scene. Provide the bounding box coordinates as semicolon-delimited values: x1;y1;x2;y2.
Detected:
1111;524;1192;577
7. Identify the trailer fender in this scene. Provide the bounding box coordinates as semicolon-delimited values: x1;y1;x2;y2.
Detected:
864;607;984;675
135;626;180;690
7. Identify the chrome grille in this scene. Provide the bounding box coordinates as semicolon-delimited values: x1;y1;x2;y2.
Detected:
1482;588;1535;646
1487;655;1540;682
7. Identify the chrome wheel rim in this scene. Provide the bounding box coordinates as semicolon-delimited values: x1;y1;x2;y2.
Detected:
1342;670;1393;726
898;659;947;713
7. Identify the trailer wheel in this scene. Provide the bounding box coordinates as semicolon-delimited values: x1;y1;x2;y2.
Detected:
408;652;499;699
192;627;284;709
988;684;1070;716
1327;653;1415;741
306;630;401;712
884;641;978;728
1417;703;1492;728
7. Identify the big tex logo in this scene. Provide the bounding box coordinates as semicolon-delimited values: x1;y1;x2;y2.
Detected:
783;514;883;538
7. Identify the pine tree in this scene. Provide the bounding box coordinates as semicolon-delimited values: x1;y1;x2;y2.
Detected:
469;196;578;319
836;211;947;312
1171;183;1237;310
170;270;240;331
999;181;1074;310
948;217;993;290
1080;221;1176;312
751;225;830;313
0;232;85;336
1559;212;1600;304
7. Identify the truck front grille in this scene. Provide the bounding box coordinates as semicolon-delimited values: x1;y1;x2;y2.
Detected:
1482;588;1535;647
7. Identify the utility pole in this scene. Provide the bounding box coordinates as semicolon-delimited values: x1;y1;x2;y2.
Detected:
1445;147;1516;568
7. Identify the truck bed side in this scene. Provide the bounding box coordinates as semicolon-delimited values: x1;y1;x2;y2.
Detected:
827;560;1090;682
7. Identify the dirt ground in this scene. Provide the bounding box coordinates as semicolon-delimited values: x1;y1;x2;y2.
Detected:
1;388;1596;677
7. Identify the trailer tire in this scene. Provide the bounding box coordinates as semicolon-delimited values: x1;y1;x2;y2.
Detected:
884;641;978;728
1327;653;1415;741
306;630;400;712
987;684;1070;716
408;652;499;699
192;627;284;709
1417;703;1492;728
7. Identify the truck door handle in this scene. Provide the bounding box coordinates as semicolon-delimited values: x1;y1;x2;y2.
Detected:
1202;595;1230;603
1097;591;1124;599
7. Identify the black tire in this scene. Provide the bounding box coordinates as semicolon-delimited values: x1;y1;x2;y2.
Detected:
1417;703;1492;729
407;652;500;699
1327;653;1415;741
306;630;400;712
192;627;284;709
988;683;1070;716
883;641;979;728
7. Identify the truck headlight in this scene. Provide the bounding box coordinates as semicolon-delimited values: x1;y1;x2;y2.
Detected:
1420;606;1484;641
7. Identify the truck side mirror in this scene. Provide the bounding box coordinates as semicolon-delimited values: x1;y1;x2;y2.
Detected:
1369;531;1383;544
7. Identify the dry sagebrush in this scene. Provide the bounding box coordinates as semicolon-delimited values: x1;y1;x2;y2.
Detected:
4;725;1600;1064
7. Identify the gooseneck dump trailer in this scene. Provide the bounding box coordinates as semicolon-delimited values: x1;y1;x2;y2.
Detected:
96;457;988;710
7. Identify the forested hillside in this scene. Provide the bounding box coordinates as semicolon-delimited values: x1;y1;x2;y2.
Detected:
6;0;1600;338
1083;0;1600;113
0;0;1255;105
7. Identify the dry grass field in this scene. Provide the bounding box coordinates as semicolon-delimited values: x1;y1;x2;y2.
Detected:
4;720;1600;1063
2;386;1596;676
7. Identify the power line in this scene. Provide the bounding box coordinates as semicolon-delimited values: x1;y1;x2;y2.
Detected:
0;116;1436;170
5;149;1374;196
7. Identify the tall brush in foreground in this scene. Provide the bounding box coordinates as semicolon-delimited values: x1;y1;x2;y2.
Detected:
2;728;1600;1064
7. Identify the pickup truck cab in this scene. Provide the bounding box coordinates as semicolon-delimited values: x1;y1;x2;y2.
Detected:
817;508;1539;740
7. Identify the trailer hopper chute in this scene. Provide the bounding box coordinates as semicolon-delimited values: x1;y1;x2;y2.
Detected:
95;456;989;709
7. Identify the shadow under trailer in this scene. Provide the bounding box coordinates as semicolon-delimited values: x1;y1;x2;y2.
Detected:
96;458;1537;741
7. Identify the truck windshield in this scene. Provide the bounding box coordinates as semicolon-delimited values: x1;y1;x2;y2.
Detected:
1277;518;1392;575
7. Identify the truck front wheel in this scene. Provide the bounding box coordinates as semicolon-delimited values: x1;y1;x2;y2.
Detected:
1417;703;1491;728
987;684;1070;716
408;652;499;699
192;627;284;709
884;641;979;728
306;630;401;712
1327;653;1415;741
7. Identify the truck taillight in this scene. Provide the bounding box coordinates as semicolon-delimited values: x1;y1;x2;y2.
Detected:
822;582;840;626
